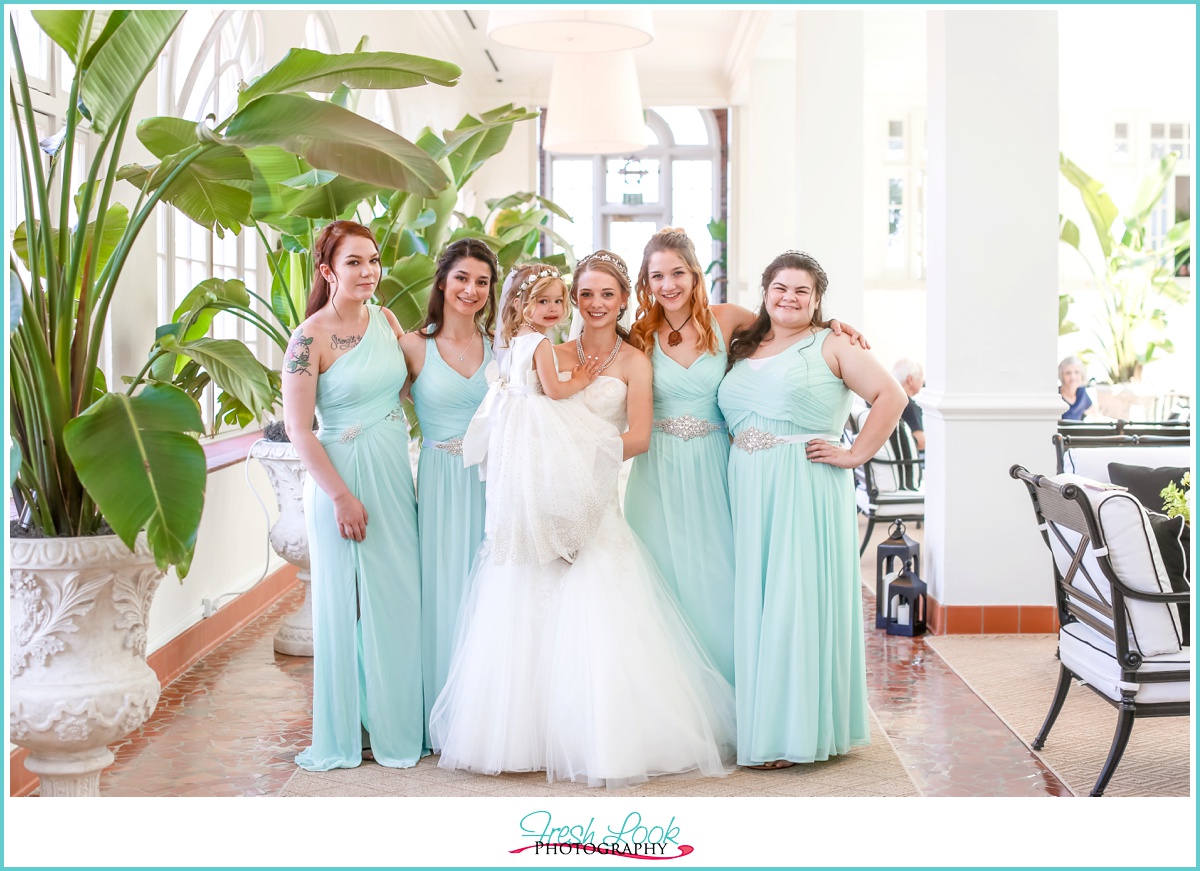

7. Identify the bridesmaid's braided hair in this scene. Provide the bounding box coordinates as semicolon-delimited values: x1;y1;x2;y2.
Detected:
725;251;830;372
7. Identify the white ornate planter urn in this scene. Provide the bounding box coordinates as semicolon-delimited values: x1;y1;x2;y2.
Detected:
249;440;313;656
9;534;164;797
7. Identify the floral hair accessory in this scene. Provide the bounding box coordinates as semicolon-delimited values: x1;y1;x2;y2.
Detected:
518;266;561;293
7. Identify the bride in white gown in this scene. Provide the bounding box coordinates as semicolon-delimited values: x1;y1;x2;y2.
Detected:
429;254;735;788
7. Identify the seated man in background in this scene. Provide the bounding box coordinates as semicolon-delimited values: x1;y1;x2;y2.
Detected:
892;358;925;452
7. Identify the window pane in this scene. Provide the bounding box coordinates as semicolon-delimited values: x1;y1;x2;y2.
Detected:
1169;123;1184;139
606;158;659;205
11;10;52;85
671;160;714;262
888;120;904;138
1114;122;1128;138
889;178;904;205
654;107;708;145
551;159;594;256
608;220;660;305
1151;123;1165;138
643;125;659;146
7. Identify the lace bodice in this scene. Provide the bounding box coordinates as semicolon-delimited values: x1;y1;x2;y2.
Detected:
573;376;629;432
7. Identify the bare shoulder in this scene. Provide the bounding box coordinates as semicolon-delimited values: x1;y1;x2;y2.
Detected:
379;306;404;338
618;341;652;376
398;328;426;355
712;302;755;334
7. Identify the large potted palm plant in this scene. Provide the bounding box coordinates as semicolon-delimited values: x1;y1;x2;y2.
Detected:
8;9;462;795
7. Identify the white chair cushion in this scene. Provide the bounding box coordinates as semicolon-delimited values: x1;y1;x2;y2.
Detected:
1062;445;1193;484
1060;621;1191;704
1048;473;1184;656
855;408;921;494
857;486;924;517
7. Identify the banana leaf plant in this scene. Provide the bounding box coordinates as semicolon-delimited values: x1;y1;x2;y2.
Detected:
1059;152;1191;383
149;102;576;434
8;9;461;576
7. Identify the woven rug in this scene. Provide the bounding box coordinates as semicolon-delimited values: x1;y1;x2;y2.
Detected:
926;634;1192;797
278;707;919;797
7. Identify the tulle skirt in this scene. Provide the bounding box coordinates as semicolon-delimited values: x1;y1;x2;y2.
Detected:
428;505;737;788
478;393;624;566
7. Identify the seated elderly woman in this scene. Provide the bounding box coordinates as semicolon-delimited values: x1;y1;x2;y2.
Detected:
1058;355;1093;420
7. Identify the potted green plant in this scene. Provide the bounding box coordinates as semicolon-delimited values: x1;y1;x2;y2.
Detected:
1059;152;1191;417
8;9;462;796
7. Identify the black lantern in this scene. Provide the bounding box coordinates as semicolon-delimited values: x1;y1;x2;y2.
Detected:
886;561;927;637
876;519;920;629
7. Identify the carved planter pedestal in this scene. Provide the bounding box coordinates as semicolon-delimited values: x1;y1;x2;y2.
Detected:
9;534;164;796
249;440;313;657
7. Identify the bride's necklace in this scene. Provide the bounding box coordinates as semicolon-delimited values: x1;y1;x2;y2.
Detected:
576;335;623;373
438;330;476;362
663;311;693;347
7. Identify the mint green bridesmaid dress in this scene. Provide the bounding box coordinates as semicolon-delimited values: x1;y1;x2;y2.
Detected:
411;332;490;744
716;329;870;766
624;325;735;683
296;304;423;770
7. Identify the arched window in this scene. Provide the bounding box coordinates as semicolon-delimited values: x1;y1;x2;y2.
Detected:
157;11;265;429
542;107;727;297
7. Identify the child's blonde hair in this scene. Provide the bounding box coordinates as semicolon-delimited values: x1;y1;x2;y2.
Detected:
501;263;568;341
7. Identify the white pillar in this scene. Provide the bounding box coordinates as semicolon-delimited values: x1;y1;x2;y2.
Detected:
795;10;864;326
731;58;797;308
922;11;1063;620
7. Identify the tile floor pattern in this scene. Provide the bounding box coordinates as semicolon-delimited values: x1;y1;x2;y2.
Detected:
79;523;1069;798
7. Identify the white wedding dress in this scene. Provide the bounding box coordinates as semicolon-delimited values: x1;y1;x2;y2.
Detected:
430;354;736;788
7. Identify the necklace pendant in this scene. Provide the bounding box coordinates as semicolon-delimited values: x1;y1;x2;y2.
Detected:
667;330;683;347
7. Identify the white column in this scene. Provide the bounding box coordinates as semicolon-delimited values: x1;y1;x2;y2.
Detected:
795;10;864;326
922;11;1063;615
731;58;797;307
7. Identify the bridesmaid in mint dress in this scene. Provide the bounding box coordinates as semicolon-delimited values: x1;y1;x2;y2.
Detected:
284;221;423;770
399;239;498;742
717;250;905;769
625;229;867;684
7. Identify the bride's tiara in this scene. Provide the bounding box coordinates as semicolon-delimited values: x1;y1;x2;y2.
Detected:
577;251;629;280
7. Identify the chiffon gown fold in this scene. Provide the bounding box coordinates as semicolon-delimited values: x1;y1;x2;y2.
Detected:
717;328;870;766
296;304;423;771
430;356;736;788
411;333;490;747
624;324;736;683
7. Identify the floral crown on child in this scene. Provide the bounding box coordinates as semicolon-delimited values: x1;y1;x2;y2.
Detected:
516;265;561;294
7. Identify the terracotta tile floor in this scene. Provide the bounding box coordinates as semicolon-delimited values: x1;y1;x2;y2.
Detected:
69;521;1069;798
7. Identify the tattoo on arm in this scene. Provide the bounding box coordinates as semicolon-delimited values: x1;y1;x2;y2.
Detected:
331;334;362;351
285;331;314;376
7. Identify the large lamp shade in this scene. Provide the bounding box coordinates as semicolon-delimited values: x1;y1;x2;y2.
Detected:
543;51;648;155
487;10;654;52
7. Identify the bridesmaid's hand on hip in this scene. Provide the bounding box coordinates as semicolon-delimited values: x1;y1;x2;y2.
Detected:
334;493;369;541
805;438;859;469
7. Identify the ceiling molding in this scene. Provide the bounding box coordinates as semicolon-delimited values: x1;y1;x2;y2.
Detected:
724;10;772;90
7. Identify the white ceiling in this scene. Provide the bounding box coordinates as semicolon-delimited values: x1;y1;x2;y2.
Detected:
444;8;762;106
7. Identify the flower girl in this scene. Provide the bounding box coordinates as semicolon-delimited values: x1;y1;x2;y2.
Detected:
460;263;624;565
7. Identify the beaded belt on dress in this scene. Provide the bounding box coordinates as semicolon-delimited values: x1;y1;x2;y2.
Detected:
328;402;406;444
732;428;841;454
422;436;465;456
652;415;726;441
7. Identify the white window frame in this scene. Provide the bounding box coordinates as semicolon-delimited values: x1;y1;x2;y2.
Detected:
542;107;723;269
156;11;268;430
